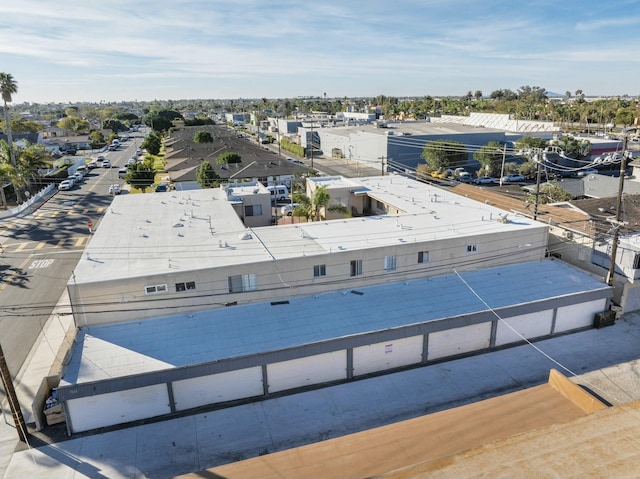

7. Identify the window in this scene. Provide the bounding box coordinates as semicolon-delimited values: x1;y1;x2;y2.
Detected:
244;204;263;217
228;274;257;293
145;284;168;295
418;251;429;264
634;253;640;270
384;255;397;271
313;264;326;277
175;281;196;292
350;259;363;277
466;244;478;253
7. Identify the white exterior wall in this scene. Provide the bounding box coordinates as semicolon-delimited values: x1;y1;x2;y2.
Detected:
67;384;170;433
495;311;554;346
172;367;263;411
70;225;548;327
353;336;423;376
317;129;387;165
267;351;347;393
428;322;492;360
554;299;608;332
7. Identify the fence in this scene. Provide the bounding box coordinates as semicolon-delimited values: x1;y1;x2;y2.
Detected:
0;183;56;219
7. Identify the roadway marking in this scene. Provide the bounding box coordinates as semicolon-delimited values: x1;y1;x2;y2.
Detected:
55;239;66;249
35;241;47;250
14;242;29;252
75;237;87;247
28;258;55;269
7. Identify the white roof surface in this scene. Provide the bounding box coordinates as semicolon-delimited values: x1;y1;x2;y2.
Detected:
61;260;610;386
73;175;545;283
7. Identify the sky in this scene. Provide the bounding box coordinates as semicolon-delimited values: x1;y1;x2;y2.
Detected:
1;0;640;104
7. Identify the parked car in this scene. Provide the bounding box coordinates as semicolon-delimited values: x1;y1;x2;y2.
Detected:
474;176;496;185
65;176;76;187
87;160;99;169
118;167;128;178
72;172;84;183
501;174;525;183
281;203;300;216
155;183;168;192
108;184;121;195
456;172;473;183
102;160;111;168
577;168;598;177
58;180;73;191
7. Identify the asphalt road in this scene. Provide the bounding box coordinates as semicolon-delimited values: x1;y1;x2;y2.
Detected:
0;134;142;376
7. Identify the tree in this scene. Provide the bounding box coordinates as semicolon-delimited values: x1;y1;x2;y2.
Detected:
57;117;90;135
473;141;505;176
525;182;572;204
0;72;19;202
216;152;241;164
89;130;105;145
194;130;213;143
420;140;467;170
551;136;591;158
143;109;183;132
142;132;161;155
102;119;126;134
124;161;156;192
196;161;220;188
292;185;348;222
3;119;43;133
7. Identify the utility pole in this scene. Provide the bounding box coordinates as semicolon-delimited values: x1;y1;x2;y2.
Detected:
499;143;507;186
380;156;385;176
533;151;543;221
607;134;630;287
0;342;28;442
310;120;314;171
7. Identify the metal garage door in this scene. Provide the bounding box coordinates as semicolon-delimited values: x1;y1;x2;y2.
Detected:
353;335;423;377
267;351;347;393
555;299;607;332
427;322;491;361
173;367;263;411
495;310;554;346
66;384;170;434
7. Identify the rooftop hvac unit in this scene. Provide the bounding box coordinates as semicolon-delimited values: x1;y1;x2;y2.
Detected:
594;309;616;328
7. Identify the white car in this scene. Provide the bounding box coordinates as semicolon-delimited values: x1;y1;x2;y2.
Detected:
108;184;121;195
473;176;496;185
58;180;73;191
102;160;111;168
577;168;598;177
280;203;300;216
501;174;525;183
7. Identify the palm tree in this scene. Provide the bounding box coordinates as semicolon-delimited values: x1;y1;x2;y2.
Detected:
0;73;20;202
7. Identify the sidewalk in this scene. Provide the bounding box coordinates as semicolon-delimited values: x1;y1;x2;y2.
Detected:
2;293;640;478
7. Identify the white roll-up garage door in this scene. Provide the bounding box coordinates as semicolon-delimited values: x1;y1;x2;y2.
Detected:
428;322;491;361
495;310;554;346
555;299;607;332
353;335;423;377
267;351;347;393
173;367;263;411
67;384;170;433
